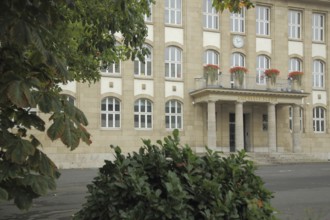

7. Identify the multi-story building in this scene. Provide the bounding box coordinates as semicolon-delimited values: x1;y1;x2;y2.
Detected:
43;0;330;168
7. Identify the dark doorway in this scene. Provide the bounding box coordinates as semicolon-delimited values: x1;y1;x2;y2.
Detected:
229;113;235;152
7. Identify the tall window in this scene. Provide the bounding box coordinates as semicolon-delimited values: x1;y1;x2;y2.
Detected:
289;58;302;72
256;6;270;36
100;61;120;74
165;100;182;129
204;50;219;66
288;10;302;39
312;13;325;42
231;9;245;33
313;60;325;89
256;55;270;84
313;107;326;133
165;0;181;25
134;45;152;76
165;46;182;79
134;99;152;129
203;0;218;29
289;107;303;131
231;52;245;67
101;97;121;128
144;4;152;22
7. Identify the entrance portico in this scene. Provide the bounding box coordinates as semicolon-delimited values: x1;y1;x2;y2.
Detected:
190;88;308;153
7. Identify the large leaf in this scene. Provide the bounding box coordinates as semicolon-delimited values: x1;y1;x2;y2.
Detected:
14;192;33;210
47;116;65;141
0;187;9;200
6;80;35;108
38;92;62;113
23;174;56;195
5;139;36;164
28;148;60;178
61;119;80;150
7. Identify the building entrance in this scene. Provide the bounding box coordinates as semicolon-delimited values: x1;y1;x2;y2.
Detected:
229;113;250;152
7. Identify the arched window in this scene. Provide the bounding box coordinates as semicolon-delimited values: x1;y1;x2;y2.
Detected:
165;100;182;129
231;52;245;67
313;60;325;89
256;55;270;84
289;57;302;72
134;99;152;129
313;107;326;133
100;43;121;74
165;46;182;79
204;50;219;66
134;45;152;76
203;0;218;29
101;97;121;128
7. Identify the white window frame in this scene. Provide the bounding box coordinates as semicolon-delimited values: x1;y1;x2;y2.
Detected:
144;4;152;22
203;0;219;29
312;13;325;42
312;60;325;89
165;0;182;25
134;99;152;129
165;46;182;79
313;107;326;133
100;61;120;74
230;9;245;33
256;6;270;36
289;58;302;72
165;100;183;129
288;10;302;40
231;52;245;67
256;55;270;85
101;97;121;128
134;45;152;77
204;50;219;66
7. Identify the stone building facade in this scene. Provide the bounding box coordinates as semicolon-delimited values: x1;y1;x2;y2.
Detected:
41;0;330;168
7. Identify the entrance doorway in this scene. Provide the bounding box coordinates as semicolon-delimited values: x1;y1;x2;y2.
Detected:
229;113;251;152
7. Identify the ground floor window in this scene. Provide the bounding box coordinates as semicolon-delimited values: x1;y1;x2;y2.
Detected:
313;107;326;133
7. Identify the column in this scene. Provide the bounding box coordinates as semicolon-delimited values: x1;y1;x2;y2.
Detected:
293;104;302;152
207;101;216;149
235;101;244;151
268;103;277;153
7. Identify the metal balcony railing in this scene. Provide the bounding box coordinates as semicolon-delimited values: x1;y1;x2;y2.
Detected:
194;73;302;93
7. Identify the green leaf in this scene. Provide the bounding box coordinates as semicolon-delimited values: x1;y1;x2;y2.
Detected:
14;192;33;210
61;119;80;150
23;175;56;195
7;80;34;108
0;187;9;200
5;139;36;164
47;116;65;141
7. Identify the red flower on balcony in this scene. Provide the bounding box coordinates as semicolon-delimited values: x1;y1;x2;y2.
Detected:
230;66;248;74
264;69;280;77
204;64;219;83
288;71;303;78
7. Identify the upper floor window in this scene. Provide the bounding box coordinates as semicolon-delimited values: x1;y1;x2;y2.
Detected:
204;50;219;66
231;52;245;67
134;45;152;77
165;46;182;79
312;13;325;42
62;94;76;106
231;9;245;33
165;0;182;25
101;97;121;128
100;61;120;74
134;99;152;129
256;6;270;36
313;60;325;89
144;4;152;22
288;10;302;40
203;0;218;29
256;55;270;85
313;107;326;133
289;58;302;72
165;100;183;129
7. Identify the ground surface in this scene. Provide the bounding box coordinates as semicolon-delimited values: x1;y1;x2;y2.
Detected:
1;163;330;220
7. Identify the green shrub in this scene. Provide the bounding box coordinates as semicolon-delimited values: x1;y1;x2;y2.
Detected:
74;130;277;220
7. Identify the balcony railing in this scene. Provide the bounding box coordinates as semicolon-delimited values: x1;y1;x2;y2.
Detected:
194;73;303;93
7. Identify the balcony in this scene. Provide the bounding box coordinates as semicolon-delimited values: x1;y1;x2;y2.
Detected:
194;73;304;93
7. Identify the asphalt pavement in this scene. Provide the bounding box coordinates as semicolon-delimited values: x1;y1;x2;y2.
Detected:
1;163;330;220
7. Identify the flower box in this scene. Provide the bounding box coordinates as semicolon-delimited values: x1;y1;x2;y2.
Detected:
204;64;219;85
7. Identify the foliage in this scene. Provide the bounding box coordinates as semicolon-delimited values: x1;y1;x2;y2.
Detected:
288;71;303;85
213;0;254;13
204;64;220;83
0;0;152;210
265;69;280;84
74;130;277;220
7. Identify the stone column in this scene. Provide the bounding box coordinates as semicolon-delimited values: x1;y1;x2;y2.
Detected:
268;103;277;153
293;104;302;152
207;101;216;149
235;101;244;151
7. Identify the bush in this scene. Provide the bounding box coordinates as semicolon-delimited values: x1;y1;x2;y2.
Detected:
74;130;277;220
